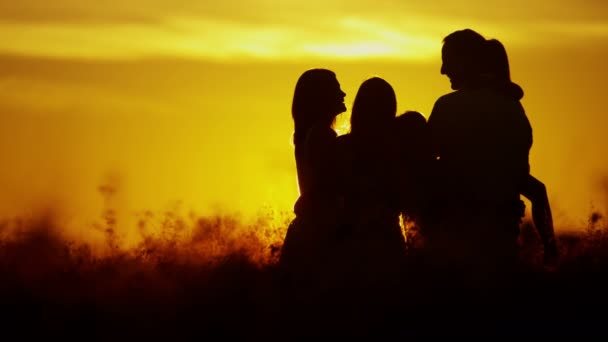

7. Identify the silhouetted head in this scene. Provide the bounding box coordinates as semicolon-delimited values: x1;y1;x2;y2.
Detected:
395;111;427;132
350;77;397;134
484;39;524;100
292;69;346;145
441;29;486;90
394;111;428;150
485;39;511;81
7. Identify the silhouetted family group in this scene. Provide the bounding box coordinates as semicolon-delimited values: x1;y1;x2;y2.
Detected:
277;29;558;332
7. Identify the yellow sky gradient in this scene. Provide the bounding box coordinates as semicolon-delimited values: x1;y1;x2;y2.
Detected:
0;1;607;240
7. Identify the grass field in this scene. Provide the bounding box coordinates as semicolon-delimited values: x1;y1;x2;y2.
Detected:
0;206;607;338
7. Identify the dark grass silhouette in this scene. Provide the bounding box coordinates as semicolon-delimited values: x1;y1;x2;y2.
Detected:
0;210;287;339
1;202;608;338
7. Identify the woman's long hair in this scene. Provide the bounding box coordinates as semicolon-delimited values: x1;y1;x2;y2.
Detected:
292;69;340;146
484;39;524;100
350;77;397;134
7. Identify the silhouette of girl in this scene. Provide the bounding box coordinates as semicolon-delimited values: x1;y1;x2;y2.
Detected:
279;68;347;280
393;111;432;227
336;77;408;291
484;39;558;264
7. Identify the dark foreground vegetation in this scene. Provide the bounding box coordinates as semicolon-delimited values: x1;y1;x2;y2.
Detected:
1;209;608;338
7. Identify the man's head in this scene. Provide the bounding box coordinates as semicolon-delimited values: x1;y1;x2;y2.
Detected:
441;29;486;90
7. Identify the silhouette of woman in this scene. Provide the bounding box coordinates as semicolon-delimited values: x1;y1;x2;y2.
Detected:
336;77;407;286
321;77;416;328
279;68;347;281
484;39;558;264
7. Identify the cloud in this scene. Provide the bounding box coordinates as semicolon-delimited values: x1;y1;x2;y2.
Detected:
0;1;605;61
0;1;605;25
0;15;443;61
0;1;159;24
0;1;283;25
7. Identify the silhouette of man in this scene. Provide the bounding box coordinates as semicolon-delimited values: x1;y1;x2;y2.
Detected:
426;29;533;268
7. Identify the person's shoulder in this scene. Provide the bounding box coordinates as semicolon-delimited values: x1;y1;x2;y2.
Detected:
336;132;352;146
491;89;526;114
305;125;337;149
435;90;463;103
308;125;337;139
431;91;469;112
335;133;354;157
337;131;351;140
430;91;463;119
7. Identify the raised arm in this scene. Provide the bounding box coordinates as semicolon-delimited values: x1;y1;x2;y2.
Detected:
521;175;558;263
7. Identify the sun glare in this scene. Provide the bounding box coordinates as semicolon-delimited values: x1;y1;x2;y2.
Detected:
0;14;443;62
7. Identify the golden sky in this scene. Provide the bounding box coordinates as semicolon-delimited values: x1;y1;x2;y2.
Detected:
1;0;607;235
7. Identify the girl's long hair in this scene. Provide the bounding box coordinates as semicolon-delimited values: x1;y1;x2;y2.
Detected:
350;77;397;134
291;69;338;146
